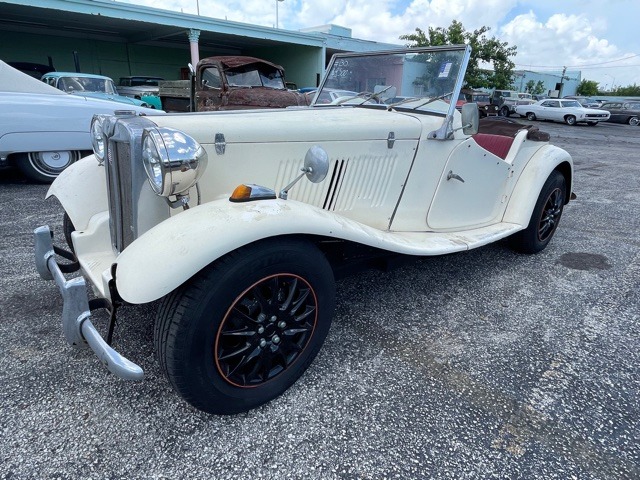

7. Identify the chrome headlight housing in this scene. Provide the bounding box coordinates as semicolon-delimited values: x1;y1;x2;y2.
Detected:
142;127;208;197
91;115;107;164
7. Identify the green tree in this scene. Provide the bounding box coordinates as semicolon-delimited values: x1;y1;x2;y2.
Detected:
534;81;546;94
400;20;517;89
525;79;536;93
612;84;640;96
576;79;599;96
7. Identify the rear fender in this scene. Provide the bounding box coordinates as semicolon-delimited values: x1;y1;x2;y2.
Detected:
503;145;573;226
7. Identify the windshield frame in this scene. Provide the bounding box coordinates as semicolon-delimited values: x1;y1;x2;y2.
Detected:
311;45;471;139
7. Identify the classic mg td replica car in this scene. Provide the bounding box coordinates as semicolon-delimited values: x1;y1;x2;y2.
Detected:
35;45;574;415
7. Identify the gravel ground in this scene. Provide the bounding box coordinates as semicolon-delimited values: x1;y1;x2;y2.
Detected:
1;120;639;479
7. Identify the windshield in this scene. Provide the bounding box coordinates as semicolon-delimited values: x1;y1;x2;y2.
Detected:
312;46;469;115
225;65;286;89
59;76;117;94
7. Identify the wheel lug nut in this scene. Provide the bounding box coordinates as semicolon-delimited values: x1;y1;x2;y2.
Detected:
270;315;277;323
273;336;280;344
258;327;265;334
258;313;266;323
259;339;267;348
278;321;286;329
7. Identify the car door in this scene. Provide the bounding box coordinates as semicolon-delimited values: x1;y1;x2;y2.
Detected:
427;137;513;230
539;100;562;121
196;66;224;111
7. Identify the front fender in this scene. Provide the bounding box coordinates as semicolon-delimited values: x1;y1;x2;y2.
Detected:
115;198;448;304
46;154;107;231
503;144;573;226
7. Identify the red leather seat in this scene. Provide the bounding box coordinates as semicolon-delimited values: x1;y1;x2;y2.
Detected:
472;133;514;160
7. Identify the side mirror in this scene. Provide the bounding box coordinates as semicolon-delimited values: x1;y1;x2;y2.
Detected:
461;103;479;135
279;145;330;199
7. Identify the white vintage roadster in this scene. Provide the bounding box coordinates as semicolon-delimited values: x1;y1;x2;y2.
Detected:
35;46;573;415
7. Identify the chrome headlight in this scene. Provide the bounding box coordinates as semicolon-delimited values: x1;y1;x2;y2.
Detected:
142;127;208;197
91;115;107;164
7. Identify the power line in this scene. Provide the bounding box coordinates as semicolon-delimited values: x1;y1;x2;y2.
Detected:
514;53;640;69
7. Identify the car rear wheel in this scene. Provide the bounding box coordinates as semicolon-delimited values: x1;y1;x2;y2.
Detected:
15;150;83;183
154;238;336;415
509;171;566;254
565;115;577;126
629;116;639;126
526;112;537;121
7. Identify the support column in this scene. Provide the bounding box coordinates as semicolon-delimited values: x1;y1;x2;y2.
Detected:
188;29;200;67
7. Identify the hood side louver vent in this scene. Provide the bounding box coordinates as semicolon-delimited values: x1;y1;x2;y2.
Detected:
323;159;347;211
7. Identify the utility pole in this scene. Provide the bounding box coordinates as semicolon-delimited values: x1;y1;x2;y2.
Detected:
559;66;567;97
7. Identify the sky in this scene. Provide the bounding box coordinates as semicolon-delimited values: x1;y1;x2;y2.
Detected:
120;0;640;90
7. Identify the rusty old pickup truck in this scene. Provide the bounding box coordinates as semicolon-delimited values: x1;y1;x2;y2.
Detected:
159;56;309;112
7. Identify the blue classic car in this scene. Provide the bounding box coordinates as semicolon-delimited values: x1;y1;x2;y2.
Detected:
41;72;154;108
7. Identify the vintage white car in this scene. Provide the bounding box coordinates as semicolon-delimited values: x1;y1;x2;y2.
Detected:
515;98;610;125
35;46;574;415
0;61;160;182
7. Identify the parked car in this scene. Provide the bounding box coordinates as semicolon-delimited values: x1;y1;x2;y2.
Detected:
35;45;574;415
118;76;164;109
463;90;496;117
563;96;601;108
532;94;549;101
490;89;535;117
0;61;160;182
310;87;359;104
515;99;610;125
41;72;154;109
598;101;640;126
158;56;309;112
7;61;55;79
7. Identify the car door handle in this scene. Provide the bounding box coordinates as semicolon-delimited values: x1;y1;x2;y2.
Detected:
447;170;465;183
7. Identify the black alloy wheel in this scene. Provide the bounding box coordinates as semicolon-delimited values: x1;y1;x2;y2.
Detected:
216;273;318;388
509;170;566;254
154;238;335;415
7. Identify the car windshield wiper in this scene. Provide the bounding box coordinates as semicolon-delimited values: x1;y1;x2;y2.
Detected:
334;85;395;106
406;91;455;111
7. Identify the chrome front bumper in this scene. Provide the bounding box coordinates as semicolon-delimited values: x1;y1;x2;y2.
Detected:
34;225;144;381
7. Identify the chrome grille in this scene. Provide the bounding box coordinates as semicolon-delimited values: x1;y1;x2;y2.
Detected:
105;139;134;252
102;115;170;253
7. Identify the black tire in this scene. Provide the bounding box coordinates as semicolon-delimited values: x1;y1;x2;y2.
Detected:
62;212;75;253
526;112;536;121
565;115;577;126
629;116;639;126
500;106;510;117
15;150;82;183
509;171;566;254
154;238;336;415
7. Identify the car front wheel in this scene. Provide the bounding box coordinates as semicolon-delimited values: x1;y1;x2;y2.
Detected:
629;116;639;126
500;106;510;117
15;150;83;183
565;115;577;126
526;112;537;121
509;171;566;254
154;238;336;415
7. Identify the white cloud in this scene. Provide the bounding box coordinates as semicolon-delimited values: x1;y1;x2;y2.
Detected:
119;0;640;88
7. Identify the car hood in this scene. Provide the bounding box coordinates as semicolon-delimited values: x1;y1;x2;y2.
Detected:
70;91;147;106
0;60;66;95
